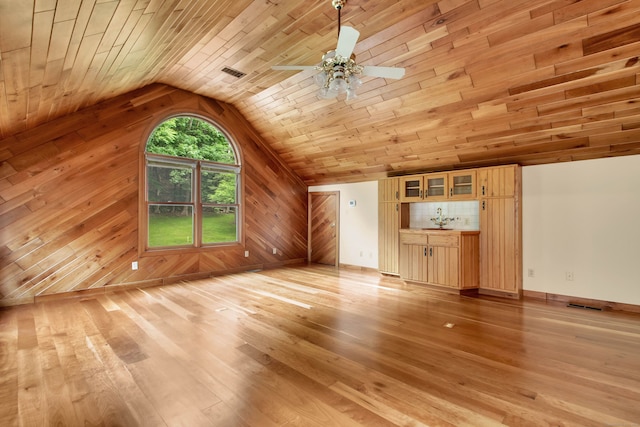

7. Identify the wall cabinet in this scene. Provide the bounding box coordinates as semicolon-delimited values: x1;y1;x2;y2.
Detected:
399;230;479;290
478;165;521;297
424;173;448;200
379;201;400;275
379;177;400;202
450;170;476;199
380;164;520;298
400;171;475;202
378;178;408;275
399;176;425;202
477;166;515;197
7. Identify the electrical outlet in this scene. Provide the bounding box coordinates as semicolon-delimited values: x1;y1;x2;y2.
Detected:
565;271;574;281
131;261;138;270
244;250;249;257
527;268;534;278
272;247;277;255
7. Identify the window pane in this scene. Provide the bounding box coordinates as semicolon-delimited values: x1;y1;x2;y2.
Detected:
202;206;237;243
146;117;237;164
201;170;237;204
147;164;193;202
148;204;194;247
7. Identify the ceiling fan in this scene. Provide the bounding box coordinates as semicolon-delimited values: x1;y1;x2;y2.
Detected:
272;0;405;100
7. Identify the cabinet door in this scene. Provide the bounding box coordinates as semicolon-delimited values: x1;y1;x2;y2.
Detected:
480;198;517;292
478;166;515;197
400;176;424;202
428;246;459;287
449;170;476;199
400;244;428;282
378;178;400;202
424;173;448;200
378;202;399;274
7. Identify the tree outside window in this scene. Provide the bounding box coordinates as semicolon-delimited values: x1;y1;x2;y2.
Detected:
144;116;241;249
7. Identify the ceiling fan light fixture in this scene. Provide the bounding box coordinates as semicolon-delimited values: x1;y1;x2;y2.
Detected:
319;86;339;99
271;0;405;100
314;50;363;99
346;87;357;101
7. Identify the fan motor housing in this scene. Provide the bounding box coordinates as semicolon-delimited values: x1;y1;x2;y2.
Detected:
332;0;345;10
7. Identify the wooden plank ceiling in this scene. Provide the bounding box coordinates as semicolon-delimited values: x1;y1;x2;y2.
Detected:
1;0;640;184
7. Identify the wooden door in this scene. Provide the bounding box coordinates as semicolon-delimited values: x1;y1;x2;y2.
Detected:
308;191;339;266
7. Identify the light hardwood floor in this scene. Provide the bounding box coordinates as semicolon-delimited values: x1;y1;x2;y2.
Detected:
1;265;639;426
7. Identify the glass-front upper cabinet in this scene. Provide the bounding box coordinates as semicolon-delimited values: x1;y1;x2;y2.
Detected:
425;174;448;200
449;170;476;199
400;176;424;202
400;171;476;202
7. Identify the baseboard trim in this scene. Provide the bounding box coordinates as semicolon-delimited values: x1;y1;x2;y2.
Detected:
478;288;521;300
4;259;307;307
339;263;379;273
523;290;640;314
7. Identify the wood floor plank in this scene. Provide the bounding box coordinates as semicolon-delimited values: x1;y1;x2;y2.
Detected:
1;265;639;425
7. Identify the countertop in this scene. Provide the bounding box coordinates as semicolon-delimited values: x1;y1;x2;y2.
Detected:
400;228;480;234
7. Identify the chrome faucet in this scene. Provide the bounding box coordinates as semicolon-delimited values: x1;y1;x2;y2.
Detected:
430;207;456;228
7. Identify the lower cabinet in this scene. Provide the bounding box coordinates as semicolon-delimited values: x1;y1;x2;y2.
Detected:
399;230;479;290
428;245;459;288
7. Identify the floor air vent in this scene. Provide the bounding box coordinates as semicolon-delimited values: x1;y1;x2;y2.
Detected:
221;67;246;78
567;303;602;311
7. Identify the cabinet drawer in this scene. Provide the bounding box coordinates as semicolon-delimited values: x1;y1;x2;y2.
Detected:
400;233;429;245
428;234;459;247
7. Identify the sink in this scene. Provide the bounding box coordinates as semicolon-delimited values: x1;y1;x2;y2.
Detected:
422;227;453;230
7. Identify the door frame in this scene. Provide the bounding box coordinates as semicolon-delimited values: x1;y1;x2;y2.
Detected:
308;191;340;267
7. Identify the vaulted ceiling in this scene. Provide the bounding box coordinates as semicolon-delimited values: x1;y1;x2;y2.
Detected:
1;0;640;184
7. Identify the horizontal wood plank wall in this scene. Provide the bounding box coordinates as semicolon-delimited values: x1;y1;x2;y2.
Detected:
0;84;308;306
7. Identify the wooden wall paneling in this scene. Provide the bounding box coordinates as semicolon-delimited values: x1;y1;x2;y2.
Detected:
0;85;308;305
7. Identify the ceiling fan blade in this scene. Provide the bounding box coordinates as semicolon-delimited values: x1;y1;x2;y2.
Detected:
335;26;360;58
272;65;317;71
362;65;405;79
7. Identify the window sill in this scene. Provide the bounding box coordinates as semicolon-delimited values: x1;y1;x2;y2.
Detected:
140;242;243;257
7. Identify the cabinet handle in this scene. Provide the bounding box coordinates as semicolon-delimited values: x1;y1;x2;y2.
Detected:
429;247;433;257
395;203;398;212
449;188;453;197
419;189;423;198
395;190;399;200
482;200;486;210
482;185;485;196
424;247;427;257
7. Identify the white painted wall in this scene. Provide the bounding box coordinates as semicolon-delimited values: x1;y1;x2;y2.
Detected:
522;155;640;305
309;181;378;269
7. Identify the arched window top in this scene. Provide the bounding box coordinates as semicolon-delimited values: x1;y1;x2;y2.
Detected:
146;115;239;165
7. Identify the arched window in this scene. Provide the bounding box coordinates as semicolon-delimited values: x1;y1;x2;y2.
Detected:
143;115;241;250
